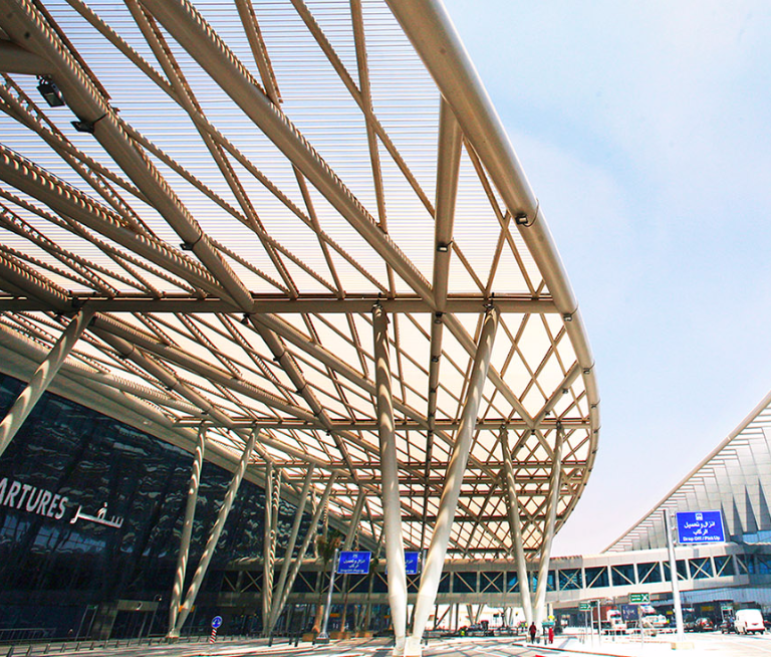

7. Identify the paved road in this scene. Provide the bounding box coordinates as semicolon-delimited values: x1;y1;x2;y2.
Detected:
10;633;771;657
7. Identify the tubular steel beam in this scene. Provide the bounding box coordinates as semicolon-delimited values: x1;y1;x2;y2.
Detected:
532;424;564;627
268;465;315;633
167;426;206;638
174;418;589;432
140;0;433;304
342;491;367;552
432;98;462;313
406;307;499;656
501;428;532;624
0;0;252;311
0;308;93;457
0;146;221;297
174;430;258;634
373;305;408;653
268;474;337;634
0;295;556;314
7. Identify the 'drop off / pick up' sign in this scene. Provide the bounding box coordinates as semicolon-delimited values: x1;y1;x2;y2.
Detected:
676;511;725;544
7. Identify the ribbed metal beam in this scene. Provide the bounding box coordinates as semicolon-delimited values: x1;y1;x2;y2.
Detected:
0;0;252;311
0;308;93;456
167;426;206;638
0;295;557;314
140;0;433;304
173;430;259;634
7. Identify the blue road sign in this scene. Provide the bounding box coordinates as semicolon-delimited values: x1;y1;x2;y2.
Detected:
211;616;223;629
337;551;372;575
405;551;421;575
676;511;725;544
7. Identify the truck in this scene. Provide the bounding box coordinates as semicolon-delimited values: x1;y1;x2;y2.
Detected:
591;605;628;634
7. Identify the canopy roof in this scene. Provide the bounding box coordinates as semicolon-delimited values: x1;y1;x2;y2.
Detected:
0;0;599;556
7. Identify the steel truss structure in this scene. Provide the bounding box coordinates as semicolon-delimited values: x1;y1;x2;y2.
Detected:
0;0;599;646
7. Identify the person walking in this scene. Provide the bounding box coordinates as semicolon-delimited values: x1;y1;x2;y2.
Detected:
548;625;554;644
529;622;537;643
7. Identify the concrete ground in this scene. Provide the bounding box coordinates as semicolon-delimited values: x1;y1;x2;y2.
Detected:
6;632;771;657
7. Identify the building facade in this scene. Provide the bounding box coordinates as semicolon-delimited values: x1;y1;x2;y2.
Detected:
0;373;309;641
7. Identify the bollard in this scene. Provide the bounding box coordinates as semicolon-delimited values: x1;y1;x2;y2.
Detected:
7;646;14;657
25;647;32;656
89;642;94;650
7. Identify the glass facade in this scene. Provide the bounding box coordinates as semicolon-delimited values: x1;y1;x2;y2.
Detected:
0;374;309;639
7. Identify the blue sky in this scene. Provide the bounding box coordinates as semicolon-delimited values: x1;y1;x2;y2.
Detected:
442;0;771;554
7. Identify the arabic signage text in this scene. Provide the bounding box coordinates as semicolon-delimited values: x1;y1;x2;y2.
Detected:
676;510;725;544
337;551;371;575
405;551;421;575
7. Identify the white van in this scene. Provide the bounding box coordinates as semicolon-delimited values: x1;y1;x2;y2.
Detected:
735;609;765;635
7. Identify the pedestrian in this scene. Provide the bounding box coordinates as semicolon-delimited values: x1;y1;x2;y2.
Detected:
529;622;537;643
548;625;554;644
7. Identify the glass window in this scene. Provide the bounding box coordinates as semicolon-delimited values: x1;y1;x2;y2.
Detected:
713;555;734;577
584;566;609;588
688;557;713;580
662;560;688;581
637;562;662;584
506;571;519;593
453;572;477;593
481;572;503;593
558;569;581;591
611;564;636;586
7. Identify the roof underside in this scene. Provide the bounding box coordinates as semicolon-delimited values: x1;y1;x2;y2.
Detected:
0;0;599;556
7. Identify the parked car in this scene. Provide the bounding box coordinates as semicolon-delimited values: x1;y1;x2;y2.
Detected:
720;618;736;634
735;609;765;635
693;618;714;632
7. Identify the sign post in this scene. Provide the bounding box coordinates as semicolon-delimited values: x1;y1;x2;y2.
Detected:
629;593;649;647
663;511;684;640
210;616;222;644
578;603;590;644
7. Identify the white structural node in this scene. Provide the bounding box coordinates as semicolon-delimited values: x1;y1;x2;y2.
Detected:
0;0;598;653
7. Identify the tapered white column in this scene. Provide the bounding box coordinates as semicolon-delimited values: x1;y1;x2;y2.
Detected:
268;474;337;633
406;307;499;656
501;427;532;625
532;424;564;627
342;492;367;551
174;430;258;634
268;465;315;634
167;426;206;638
373;305;408;654
0;308;93;456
